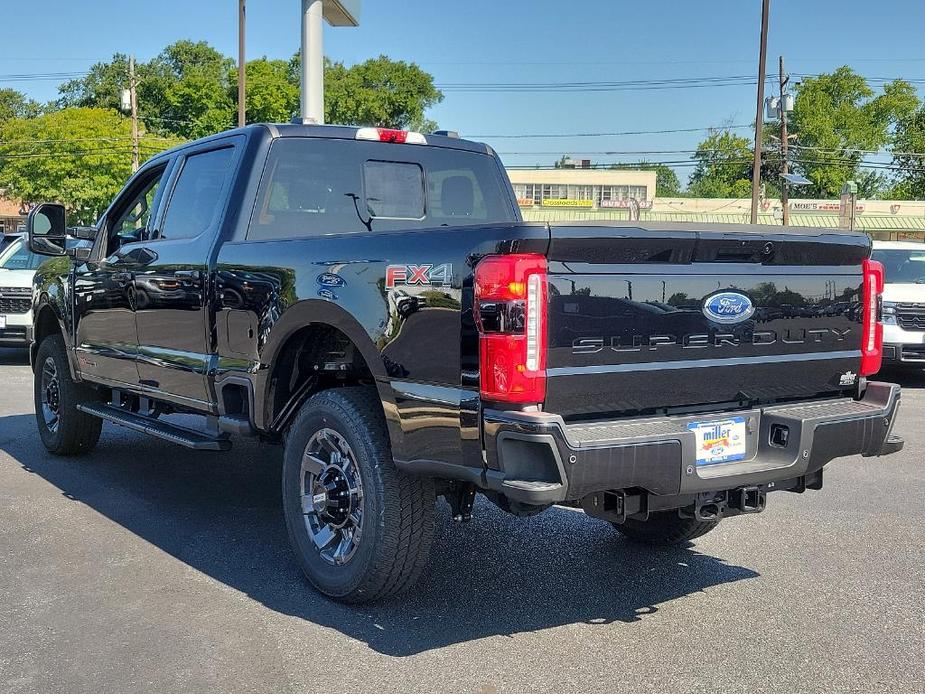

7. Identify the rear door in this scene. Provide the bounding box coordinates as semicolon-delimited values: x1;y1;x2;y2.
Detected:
133;139;240;409
544;224;870;419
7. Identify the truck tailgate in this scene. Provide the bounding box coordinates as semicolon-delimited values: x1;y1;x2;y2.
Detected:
545;223;870;419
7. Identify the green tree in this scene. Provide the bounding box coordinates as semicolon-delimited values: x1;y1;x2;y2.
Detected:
58;43;443;137
890;102;925;199
789;67;917;197
612;161;681;196
58;54;131;111
0;108;181;224
142;40;236;138
322;55;443;128
687;129;753;198
0;89;41;124
231;58;299;124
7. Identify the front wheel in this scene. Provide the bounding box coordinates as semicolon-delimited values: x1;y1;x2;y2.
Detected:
33;335;102;455
612;511;719;545
282;387;435;603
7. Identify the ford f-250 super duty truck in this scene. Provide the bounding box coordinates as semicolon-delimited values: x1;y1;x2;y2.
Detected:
27;123;904;603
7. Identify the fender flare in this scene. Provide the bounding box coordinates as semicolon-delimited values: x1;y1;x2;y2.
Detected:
254;299;405;455
32;297;79;380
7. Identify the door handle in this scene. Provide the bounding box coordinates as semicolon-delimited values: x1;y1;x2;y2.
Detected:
174;270;201;280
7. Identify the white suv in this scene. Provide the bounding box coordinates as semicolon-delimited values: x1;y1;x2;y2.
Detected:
0;236;43;347
872;240;925;366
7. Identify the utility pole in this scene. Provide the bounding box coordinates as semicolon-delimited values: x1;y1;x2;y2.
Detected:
238;0;246;127
750;0;771;224
129;55;139;173
779;55;790;226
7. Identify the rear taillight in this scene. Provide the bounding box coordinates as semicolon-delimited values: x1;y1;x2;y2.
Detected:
861;258;885;377
474;254;547;404
355;127;427;145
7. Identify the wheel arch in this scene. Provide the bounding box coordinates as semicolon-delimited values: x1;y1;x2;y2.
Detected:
31;301;77;379
255;299;404;456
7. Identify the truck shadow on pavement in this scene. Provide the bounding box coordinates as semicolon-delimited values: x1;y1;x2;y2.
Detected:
2;412;759;657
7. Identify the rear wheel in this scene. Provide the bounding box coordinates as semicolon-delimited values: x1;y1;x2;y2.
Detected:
282;387;435;603
612;511;719;545
33;335;102;455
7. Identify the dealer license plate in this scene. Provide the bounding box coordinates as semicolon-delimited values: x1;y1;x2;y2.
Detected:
687;416;747;466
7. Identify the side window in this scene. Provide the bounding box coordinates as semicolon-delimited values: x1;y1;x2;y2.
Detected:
159;147;235;241
249;139;366;240
363;161;424;219
107;169;165;256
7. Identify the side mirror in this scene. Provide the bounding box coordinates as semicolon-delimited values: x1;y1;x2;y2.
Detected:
28;203;68;256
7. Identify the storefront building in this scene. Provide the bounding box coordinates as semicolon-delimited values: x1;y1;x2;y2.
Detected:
506;168;658;211
0;195;26;235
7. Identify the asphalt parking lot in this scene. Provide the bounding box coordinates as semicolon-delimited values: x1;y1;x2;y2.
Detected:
1;347;923;694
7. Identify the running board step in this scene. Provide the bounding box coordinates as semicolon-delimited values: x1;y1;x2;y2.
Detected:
76;403;232;451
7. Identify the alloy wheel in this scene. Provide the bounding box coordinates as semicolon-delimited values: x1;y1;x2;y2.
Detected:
40;356;60;433
300;427;365;565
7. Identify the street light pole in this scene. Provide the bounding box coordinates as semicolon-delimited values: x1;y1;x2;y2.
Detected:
750;0;771;225
129;55;139;173
238;0;246;128
300;0;325;123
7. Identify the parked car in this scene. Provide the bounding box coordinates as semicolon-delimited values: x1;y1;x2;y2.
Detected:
0;235;47;346
26;123;903;603
872;240;925;365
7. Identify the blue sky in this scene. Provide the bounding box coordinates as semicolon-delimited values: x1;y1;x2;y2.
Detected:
5;0;925;178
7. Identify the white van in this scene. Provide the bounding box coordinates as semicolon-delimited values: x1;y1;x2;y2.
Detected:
872;240;925;365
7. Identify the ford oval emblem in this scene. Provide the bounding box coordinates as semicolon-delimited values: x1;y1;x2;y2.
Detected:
702;291;755;324
317;272;346;288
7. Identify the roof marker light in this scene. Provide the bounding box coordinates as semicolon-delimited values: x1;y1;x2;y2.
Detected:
355;127;427;145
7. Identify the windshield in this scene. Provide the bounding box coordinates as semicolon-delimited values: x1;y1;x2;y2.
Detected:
871;248;925;284
0;237;46;271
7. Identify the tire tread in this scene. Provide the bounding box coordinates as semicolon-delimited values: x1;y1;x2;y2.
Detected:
34;335;101;456
284;386;434;603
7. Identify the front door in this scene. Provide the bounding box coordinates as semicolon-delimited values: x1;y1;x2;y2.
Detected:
133;141;239;408
73;165;167;387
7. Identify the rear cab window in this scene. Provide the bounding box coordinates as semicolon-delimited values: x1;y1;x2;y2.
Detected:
247;138;516;240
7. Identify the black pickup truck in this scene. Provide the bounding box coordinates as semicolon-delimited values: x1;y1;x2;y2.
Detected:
27;123;903;603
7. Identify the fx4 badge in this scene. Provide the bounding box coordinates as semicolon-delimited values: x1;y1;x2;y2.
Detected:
385;263;452;289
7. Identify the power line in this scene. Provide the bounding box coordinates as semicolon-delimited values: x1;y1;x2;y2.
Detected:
0;147;140;160
0;71;88;82
469;124;753;138
437;75;769;93
0;135;177;147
